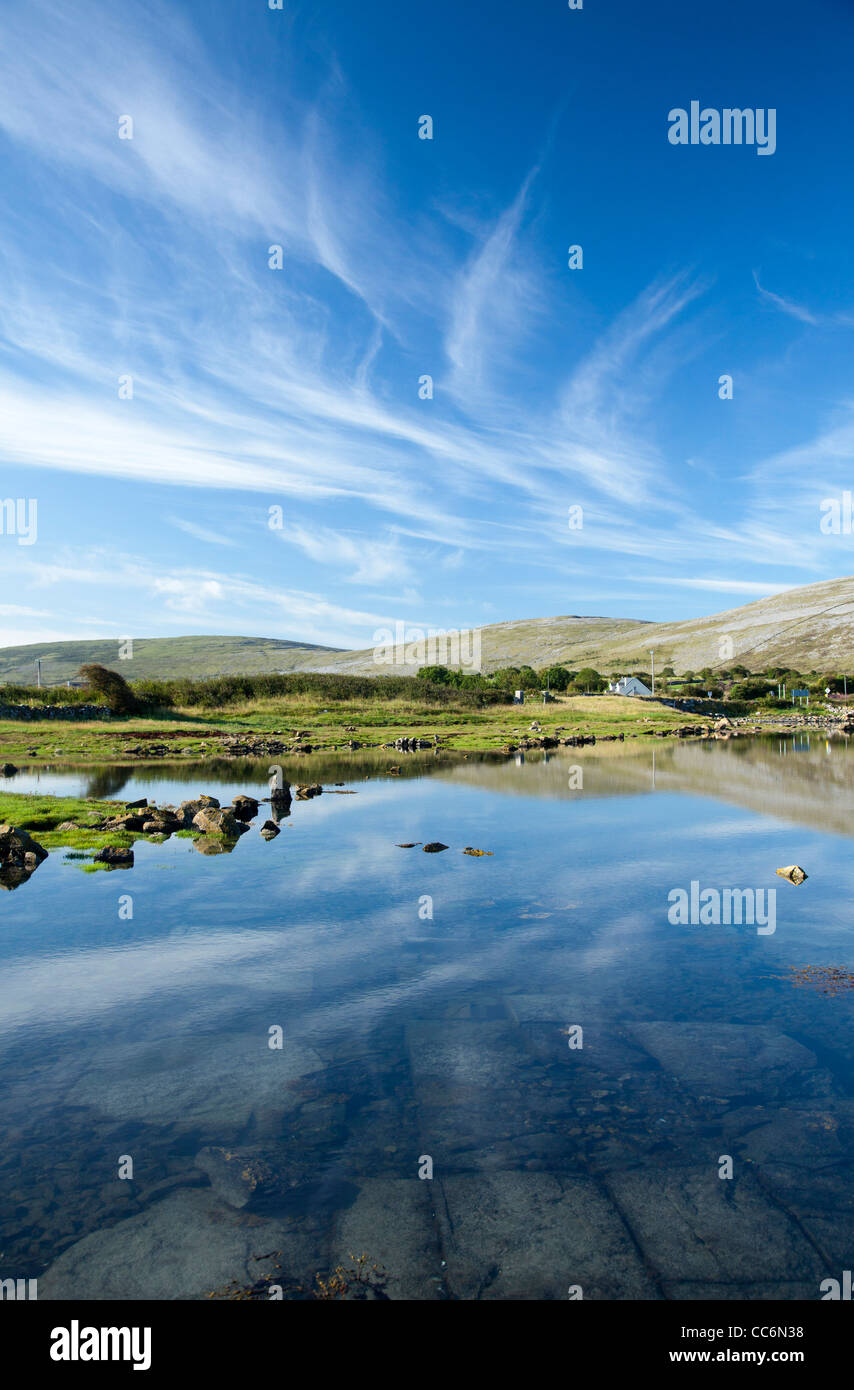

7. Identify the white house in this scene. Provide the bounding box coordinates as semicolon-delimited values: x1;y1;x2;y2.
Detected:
608;676;652;697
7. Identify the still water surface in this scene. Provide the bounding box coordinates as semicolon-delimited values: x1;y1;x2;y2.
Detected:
2;737;853;1299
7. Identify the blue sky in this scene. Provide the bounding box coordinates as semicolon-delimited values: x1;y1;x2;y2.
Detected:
1;0;854;651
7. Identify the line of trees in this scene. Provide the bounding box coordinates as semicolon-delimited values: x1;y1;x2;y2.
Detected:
7;660;854;714
5;665;514;711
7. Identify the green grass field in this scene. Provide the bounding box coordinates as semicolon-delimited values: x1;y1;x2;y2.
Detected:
0;791;157;852
0;694;712;764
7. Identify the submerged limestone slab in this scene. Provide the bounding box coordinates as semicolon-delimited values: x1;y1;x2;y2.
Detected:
38;1187;325;1301
435;1172;660;1300
605;1167;827;1285
329;1179;443;1300
731;1103;846;1167
406;1021;527;1103
758;1162;854;1272
626;1022;819;1098
504;994;607;1025
665;1281;821;1300
64;1032;325;1136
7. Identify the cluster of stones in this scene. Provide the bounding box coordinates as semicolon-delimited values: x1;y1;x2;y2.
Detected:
638;723;715;739
0;703;109;721
217;734;290;756
501;733;604;753
0;822;49;889
727;712;854;734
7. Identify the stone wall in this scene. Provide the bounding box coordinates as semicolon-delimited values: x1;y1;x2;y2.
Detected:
0;703;111;721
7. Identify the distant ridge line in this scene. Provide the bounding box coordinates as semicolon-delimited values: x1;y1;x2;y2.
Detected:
4;577;854;680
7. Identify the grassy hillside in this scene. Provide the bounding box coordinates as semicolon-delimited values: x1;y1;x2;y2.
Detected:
0;635;342;685
291;577;854;675
4;575;854;686
297;615;654;676
581;575;854;674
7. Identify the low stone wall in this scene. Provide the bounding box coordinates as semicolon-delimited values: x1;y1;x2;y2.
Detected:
650;695;736;716
0;703;111;721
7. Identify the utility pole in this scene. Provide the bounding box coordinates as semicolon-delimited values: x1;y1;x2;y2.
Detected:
35;657;41;689
650;649;655;696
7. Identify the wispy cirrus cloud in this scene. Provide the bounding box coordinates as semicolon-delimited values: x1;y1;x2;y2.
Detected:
645;577;794;596
169;518;238;547
0;0;844;646
277;524;413;586
752;270;854;329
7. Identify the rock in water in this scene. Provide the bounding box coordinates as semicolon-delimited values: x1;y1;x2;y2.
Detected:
423;842;449;853
0;824;48;865
141;811;181;834
194;1147;279;1209
462;847;493;856
93;846;134;866
776;865;808;885
193;837;236;855
177;796;220;827
192;807;248;839
0;823;49;887
259;821;280;840
232;795;259;822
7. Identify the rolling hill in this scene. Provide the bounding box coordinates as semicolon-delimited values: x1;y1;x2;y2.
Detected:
298;576;854;675
0;635;342;686
4;575;854;685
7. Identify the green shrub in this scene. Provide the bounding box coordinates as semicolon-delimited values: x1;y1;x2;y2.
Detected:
78;664;138;714
730;681;771;701
134;670;510;710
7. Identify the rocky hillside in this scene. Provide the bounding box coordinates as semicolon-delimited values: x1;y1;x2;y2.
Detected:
300;576;854;675
4;575;854;685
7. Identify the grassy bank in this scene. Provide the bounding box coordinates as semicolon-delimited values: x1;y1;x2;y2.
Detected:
0;791;176;853
0;694;715;764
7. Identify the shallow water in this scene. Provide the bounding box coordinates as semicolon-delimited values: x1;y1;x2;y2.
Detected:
2;736;854;1300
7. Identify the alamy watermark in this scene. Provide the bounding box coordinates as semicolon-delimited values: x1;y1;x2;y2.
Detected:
0;498;37;545
0;1277;37;1299
668;880;776;935
372;622;482;672
668;103;776;156
50;1322;151;1371
820;493;854;534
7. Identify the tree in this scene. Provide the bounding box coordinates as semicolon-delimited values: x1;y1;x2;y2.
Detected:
539;665;571;692
730;680;770;701
662;665;676;679
417;665;454;685
78;664;138;714
571;666;606;693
